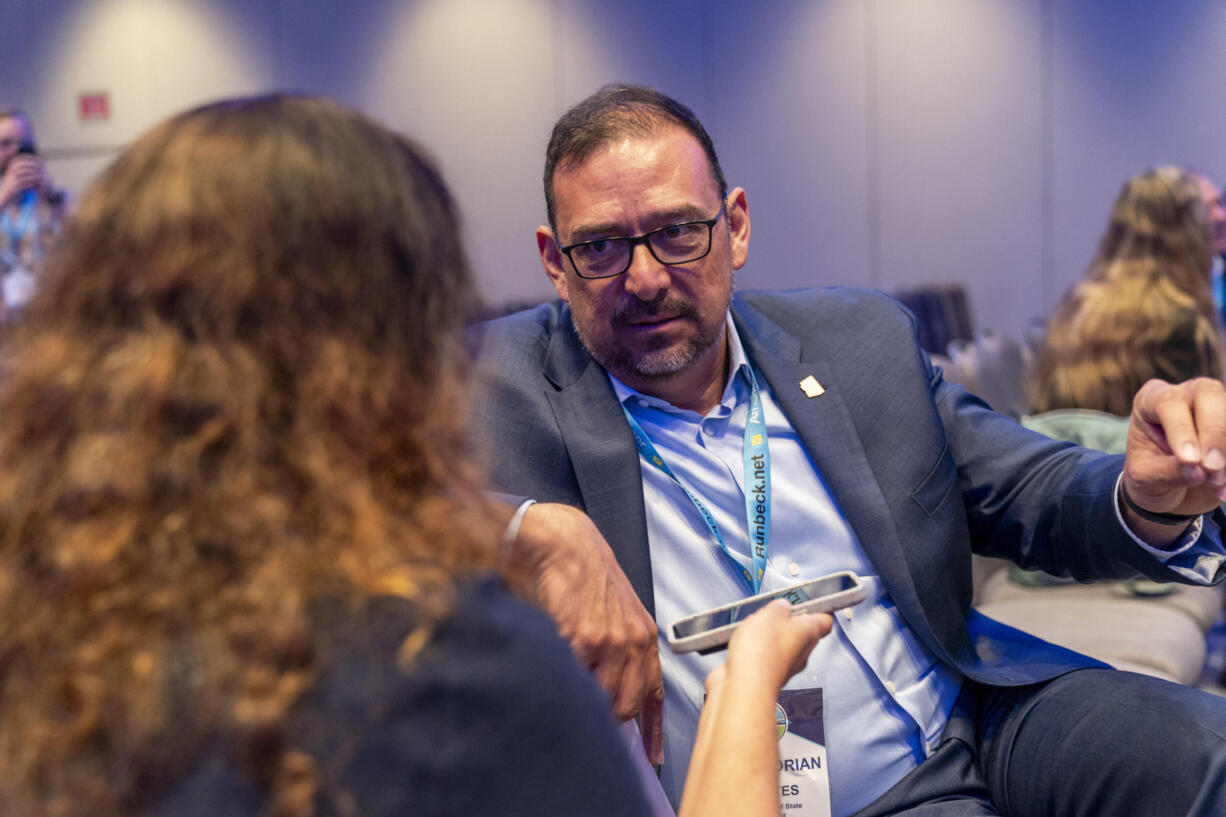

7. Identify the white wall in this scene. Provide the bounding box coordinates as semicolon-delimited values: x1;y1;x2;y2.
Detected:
2;0;1226;336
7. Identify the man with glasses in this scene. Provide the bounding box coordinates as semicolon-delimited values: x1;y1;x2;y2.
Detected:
472;84;1226;816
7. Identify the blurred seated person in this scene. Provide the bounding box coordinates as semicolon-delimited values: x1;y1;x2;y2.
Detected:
0;107;67;316
0;95;829;817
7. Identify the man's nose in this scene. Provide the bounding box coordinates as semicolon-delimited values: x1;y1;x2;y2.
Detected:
622;242;670;301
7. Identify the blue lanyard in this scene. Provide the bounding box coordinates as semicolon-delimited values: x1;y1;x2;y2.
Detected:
0;190;36;252
621;366;771;595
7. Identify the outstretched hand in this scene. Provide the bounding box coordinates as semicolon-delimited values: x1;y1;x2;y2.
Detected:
1124;378;1226;526
680;601;833;817
510;502;664;763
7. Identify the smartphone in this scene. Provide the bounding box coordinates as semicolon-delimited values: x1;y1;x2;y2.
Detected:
667;570;866;654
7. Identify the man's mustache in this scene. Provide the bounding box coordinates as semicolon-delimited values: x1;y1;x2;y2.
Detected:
611;295;698;328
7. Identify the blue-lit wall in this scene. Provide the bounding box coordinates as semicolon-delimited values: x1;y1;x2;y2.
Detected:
2;0;1225;337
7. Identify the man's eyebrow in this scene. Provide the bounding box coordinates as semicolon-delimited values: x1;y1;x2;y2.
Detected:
566;204;714;243
566;221;629;243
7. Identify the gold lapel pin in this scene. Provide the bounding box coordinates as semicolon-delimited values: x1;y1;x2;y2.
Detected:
799;375;825;398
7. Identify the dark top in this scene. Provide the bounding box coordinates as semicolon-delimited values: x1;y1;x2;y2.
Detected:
146;577;653;817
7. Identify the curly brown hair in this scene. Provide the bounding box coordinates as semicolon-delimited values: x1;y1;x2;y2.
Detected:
0;95;504;815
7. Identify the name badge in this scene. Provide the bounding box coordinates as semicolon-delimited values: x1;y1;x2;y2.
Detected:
776;688;831;817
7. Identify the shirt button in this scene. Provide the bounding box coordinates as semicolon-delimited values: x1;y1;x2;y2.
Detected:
787;562;801;576
843;607;854;621
636;397;649;407
703;426;716;436
926;740;936;756
885;680;897;695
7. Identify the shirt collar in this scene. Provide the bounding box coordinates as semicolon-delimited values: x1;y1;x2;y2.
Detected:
609;312;751;413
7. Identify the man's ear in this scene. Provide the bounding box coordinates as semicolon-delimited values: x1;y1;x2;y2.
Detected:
537;225;570;301
726;187;750;270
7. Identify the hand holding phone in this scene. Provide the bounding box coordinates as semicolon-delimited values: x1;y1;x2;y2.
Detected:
667;570;866;654
0;145;47;207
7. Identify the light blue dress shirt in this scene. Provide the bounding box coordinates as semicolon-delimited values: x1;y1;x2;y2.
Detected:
612;319;962;815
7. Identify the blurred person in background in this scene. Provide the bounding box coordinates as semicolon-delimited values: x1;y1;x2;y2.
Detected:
0;94;828;817
1193;173;1226;325
1081;166;1220;330
0;107;66;316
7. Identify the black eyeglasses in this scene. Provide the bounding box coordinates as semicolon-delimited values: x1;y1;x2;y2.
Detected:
558;202;727;279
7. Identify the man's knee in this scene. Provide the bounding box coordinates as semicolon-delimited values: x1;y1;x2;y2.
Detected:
978;669;1226;817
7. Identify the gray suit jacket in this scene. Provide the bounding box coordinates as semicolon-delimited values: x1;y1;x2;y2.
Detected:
471;287;1225;686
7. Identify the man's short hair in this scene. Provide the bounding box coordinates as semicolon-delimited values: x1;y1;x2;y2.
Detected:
543;84;728;232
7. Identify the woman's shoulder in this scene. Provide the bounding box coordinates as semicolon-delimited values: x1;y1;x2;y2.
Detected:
307;576;653;816
148;577;651;817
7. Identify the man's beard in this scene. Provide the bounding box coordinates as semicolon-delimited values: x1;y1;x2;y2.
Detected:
572;292;724;382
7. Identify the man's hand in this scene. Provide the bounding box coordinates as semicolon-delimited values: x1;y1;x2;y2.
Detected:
511;502;664;763
1123;378;1226;537
0;155;48;209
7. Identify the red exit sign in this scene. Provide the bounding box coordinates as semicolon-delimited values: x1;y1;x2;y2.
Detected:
78;92;110;121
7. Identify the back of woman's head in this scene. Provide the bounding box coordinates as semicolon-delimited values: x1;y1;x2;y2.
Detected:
1089;166;1215;317
0;95;498;815
1031;270;1223;415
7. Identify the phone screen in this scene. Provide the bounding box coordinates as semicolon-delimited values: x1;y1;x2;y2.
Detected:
671;573;858;639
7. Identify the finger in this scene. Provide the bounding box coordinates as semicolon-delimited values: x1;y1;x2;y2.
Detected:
9;169;41;192
609;677;641;723
639;649;665;765
1147;381;1202;464
8;159;40;177
7;169;36;187
605;602;658;722
783;612;833;677
794;612;832;659
759;597;793;620
589;632;634;719
1192;378;1226;481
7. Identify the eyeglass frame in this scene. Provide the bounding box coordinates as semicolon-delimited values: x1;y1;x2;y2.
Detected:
556;201;728;279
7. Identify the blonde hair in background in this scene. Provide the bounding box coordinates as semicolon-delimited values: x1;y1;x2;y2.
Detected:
1085;165;1216;325
1031;269;1223;415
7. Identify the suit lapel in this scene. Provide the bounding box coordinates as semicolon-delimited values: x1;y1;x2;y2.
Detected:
537;297;931;630
542;312;655;615
733;302;928;636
